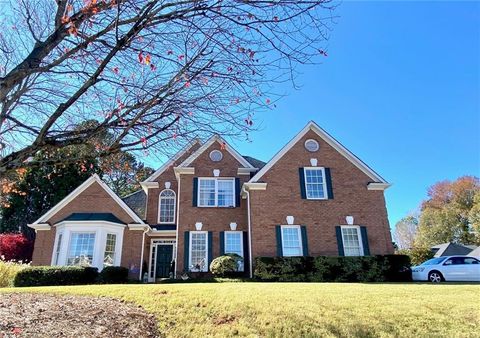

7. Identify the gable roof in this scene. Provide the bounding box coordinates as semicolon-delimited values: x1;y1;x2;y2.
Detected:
249;121;388;184
242;156;266;169
468;246;480;257
432;242;476;257
178;135;256;168
143;139;201;182
31;174;145;225
122;190;146;220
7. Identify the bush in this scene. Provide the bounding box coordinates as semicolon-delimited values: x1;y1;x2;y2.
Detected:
0;233;33;262
0;259;29;287
99;266;129;283
254;255;412;282
210;254;243;277
13;266;98;287
397;247;433;266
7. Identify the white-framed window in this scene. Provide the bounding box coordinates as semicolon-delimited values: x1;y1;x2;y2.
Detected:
66;232;96;266
281;225;303;257
189;231;208;272
341;226;364;256
209;150;223;162
225;231;244;271
198;178;235;207
103;233;117;267
53;232;63;265
304;167;327;200
305;139;319;152
158;189;176;223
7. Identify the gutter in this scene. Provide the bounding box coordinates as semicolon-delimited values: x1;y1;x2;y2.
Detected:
243;186;254;278
139;226;149;281
173;175;181;279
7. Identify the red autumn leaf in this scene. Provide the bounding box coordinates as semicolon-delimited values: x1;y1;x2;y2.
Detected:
150;64;156;71
178;54;185;61
220;142;226;150
138;51;144;63
112;67;119;74
266;98;271;104
167;50;173;55
145;54;151;65
273;16;279;22
185;81;191;88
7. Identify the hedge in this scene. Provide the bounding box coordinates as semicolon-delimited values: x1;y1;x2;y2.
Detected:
13;266;98;287
99;266;129;284
253;255;411;282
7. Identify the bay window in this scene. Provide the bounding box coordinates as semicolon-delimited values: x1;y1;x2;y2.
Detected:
67;233;95;266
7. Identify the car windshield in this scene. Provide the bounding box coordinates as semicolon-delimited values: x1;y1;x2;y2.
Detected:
421;257;446;265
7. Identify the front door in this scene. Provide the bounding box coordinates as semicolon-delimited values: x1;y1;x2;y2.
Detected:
155;245;173;278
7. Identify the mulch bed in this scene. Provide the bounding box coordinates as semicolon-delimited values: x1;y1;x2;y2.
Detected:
0;293;158;338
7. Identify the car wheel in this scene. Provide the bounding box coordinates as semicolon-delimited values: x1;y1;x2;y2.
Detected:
428;271;443;283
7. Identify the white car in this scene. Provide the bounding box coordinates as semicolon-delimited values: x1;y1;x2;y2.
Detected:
412;256;480;282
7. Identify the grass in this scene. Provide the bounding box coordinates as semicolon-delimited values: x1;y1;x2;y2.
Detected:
2;282;480;337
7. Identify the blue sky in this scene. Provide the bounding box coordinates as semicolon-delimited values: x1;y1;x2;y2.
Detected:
231;1;480;229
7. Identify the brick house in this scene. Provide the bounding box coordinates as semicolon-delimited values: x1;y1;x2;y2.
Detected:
29;121;394;281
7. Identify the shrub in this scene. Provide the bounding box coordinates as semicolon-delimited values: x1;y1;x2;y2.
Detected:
397;247;433;266
13;266;98;287
0;259;29;287
254;255;411;282
210;254;243;277
0;233;33;262
99;266;129;283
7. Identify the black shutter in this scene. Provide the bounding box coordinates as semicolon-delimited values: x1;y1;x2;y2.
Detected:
360;226;370;256
207;231;213;270
184;231;190;271
299;168;307;199
219;231;225;256
192;177;198;206
301;226;309;257
243;231;249;275
335;226;344;256
235;178;241;207
275;225;283;256
325;168;334;199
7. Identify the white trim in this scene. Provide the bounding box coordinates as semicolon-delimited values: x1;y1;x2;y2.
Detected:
158;189;176;224
209;149;224;162
304;139;320;152
28;223;51;231
197;177;236;208
237;167;258;175
224;231;244;272
249;121;388;184
178;135;255;169
148;238;177;282
143;139;201;182
128;223;149;230
55;220;126;228
173;167;195;180
340;225;364;256
303;167;328;200
31;174;145;225
367;182;391;190
140;182;159;192
243;182;267;191
189;231;209;272
280;225;303;257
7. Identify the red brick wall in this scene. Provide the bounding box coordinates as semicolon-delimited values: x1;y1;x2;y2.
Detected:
249;129;394;258
175;141;250;273
31;229;56;265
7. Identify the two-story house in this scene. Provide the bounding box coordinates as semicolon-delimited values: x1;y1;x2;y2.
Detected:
29;121;394;281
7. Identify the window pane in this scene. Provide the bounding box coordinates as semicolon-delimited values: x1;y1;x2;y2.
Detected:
282;227;302;256
218;180;234;207
103;234;117;267
342;228;362;256
190;233;207;271
159;190;175;223
67;233;95;266
305;169;326;199
54;234;63;265
225;232;243;271
199;179;215;206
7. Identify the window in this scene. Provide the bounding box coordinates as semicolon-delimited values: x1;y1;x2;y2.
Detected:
305;139;319;152
225;231;243;271
341;226;364;256
198;178;235;207
304;168;327;199
53;233;63;265
464;257;480;265
209;150;223;162
281;226;303;257
103;234;117;267
158;189;176;223
66;233;95;266
189;232;208;272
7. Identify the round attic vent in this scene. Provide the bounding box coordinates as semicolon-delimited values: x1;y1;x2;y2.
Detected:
305;139;319;152
209;150;223;162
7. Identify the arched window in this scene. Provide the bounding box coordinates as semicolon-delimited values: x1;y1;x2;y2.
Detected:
158;189;176;223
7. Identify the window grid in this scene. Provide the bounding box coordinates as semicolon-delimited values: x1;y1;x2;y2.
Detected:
159;189;176;223
305;168;326;199
54;233;63;265
67;233;95;266
225;231;243;271
281;226;302;257
198;178;235;207
190;232;207;271
103;233;117;267
342;227;363;256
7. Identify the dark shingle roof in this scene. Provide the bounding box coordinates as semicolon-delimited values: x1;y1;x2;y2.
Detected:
242;155;266;169
61;213;125;224
122;190;146;220
432;242;475;257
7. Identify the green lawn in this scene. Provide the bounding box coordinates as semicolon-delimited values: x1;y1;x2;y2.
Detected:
2;283;479;337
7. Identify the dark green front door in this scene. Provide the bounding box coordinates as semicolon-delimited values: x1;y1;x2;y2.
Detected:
156;245;173;278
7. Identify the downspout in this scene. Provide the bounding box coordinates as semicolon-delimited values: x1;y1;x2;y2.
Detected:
139;226;149;281
173;174;181;279
243;186;254;279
